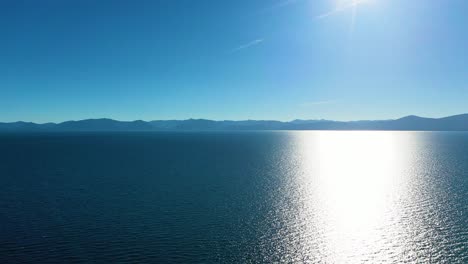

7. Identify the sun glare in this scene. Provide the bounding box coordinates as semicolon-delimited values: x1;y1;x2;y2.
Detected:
292;131;420;262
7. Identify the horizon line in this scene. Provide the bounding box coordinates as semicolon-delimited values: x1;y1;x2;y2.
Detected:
2;113;468;125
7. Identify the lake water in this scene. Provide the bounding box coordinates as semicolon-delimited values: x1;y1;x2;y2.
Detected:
0;131;467;263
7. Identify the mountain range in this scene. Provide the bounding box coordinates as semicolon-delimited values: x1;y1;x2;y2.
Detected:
1;114;468;131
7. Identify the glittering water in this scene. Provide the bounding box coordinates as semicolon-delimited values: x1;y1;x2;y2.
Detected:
0;132;467;263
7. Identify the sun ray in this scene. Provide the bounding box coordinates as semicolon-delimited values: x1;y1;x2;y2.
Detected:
316;0;369;19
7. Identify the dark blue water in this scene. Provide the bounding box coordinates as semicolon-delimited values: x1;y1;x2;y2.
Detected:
0;132;467;263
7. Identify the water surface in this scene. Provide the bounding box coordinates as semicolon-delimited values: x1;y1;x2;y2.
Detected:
0;132;467;263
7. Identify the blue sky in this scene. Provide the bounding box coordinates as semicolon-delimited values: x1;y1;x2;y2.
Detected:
1;0;467;122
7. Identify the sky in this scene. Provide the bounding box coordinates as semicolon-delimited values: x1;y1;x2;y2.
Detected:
1;0;467;123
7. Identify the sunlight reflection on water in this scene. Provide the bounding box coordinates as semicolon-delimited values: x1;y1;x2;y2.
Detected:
268;131;448;263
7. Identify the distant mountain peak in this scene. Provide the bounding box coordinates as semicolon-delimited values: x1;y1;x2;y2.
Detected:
398;115;424;120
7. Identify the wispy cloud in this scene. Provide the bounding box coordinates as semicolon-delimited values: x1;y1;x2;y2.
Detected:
316;0;367;19
301;100;337;108
271;0;299;9
230;39;264;53
257;0;304;15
